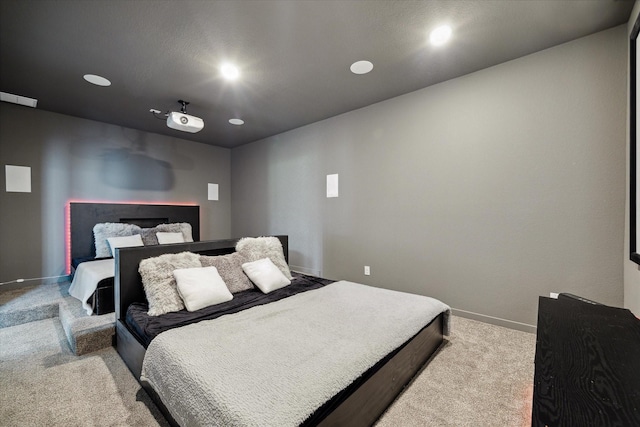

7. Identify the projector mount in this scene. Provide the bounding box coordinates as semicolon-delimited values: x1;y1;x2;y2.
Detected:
150;100;190;119
178;100;189;114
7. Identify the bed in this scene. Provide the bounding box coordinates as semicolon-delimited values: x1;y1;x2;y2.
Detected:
68;202;200;315
115;236;450;426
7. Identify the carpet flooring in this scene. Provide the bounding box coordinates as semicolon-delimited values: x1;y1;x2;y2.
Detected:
0;282;67;328
375;316;536;426
0;281;116;355
0;318;167;427
0;315;535;426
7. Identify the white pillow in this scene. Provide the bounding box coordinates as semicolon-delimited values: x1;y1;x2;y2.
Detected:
156;232;185;244
107;234;143;256
236;236;292;279
156;223;194;242
173;266;233;311
242;258;291;294
94;222;142;258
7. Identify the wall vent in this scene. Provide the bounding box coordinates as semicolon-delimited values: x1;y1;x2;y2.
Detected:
0;91;37;108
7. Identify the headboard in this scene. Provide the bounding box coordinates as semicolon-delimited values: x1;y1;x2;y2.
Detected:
115;236;289;321
70;202;200;261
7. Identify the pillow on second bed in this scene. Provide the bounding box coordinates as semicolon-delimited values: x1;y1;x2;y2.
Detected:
242;258;291;294
235;236;292;279
93;222;142;258
139;251;202;316
107;234;144;255
173;266;233;311
156;232;185;244
156;223;194;242
140;227;160;246
140;223;194;246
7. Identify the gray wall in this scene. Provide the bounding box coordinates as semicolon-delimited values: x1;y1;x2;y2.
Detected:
625;1;640;317
0;104;231;284
231;25;627;329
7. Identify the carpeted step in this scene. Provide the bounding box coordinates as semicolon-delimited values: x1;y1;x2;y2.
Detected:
0;303;60;328
1;281;116;355
59;298;115;356
0;282;68;328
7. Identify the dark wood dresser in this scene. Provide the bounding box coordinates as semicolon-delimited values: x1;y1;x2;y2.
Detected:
532;295;640;426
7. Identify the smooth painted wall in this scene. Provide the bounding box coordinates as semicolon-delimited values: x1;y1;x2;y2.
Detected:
625;1;640;317
0;104;231;284
231;26;627;328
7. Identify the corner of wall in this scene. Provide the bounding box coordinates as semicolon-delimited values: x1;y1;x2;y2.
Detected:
624;0;640;317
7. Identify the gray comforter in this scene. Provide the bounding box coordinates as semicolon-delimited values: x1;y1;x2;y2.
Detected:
141;280;450;427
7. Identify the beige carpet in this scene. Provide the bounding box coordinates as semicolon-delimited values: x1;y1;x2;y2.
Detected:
0;318;167;427
0;315;535;426
0;282;67;328
376;316;536;427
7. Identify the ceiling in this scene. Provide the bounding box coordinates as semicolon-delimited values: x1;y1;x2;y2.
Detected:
0;0;634;149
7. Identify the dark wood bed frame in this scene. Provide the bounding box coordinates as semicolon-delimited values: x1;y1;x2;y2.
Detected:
69;202;200;314
114;236;445;427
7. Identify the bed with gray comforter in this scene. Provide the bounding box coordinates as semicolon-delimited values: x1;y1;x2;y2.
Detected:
141;280;450;427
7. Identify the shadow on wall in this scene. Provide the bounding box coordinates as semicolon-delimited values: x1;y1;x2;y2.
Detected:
100;148;174;191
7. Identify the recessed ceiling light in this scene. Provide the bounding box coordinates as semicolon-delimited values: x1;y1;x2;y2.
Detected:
430;25;452;46
350;60;373;75
229;118;244;126
83;74;111;86
220;63;240;81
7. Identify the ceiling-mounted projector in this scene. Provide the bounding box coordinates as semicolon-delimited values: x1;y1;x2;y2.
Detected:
167;111;204;133
154;100;204;133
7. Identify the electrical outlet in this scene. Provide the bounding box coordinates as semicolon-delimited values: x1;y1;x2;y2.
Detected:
364;266;370;276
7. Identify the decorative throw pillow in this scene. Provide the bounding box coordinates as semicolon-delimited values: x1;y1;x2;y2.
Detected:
156;232;185;244
235;236;292;279
157;223;194;242
139;251;202;316
173;266;233;312
242;258;291;294
93;222;142;258
178;223;194;242
140;227;160;246
199;252;254;293
107;234;144;256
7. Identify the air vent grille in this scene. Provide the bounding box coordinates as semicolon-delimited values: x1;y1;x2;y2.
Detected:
0;91;37;108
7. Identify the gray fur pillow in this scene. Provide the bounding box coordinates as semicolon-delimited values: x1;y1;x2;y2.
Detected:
140;227;159;246
199;252;253;293
156;223;194;242
139;252;202;316
140;223;194;246
93;223;142;258
235;236;292;279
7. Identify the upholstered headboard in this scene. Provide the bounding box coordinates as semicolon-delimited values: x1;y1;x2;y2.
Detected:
69;202;200;261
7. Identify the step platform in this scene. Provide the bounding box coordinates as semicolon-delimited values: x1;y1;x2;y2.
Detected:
0;281;114;356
